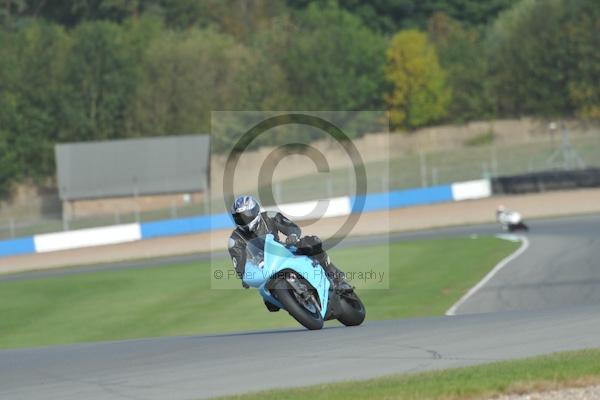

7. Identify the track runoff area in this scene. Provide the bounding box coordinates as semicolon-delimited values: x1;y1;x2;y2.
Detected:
1;214;600;399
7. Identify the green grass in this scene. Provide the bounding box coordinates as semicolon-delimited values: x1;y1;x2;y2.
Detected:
0;236;517;349
217;349;600;400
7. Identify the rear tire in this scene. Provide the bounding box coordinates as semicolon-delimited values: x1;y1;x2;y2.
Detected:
272;279;324;330
337;292;366;326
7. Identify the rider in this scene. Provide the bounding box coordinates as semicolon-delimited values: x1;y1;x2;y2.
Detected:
228;195;351;293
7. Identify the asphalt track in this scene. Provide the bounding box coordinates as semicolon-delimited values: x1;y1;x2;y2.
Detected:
1;214;599;399
456;215;600;314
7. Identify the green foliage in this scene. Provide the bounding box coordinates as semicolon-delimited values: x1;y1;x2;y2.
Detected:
0;0;598;197
428;12;494;121
487;0;569;116
280;2;387;111
485;0;600;118
0;30;18;195
126;28;246;137
61;21;139;141
287;0;519;32
384;30;450;129
563;0;600;119
0;22;71;181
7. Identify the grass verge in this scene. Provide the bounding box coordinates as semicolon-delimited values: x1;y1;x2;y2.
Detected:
217;349;600;400
0;236;517;349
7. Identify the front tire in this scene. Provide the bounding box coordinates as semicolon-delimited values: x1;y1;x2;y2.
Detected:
337;292;366;326
272;279;324;330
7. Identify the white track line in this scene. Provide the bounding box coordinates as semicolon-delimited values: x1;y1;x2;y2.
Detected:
445;235;530;316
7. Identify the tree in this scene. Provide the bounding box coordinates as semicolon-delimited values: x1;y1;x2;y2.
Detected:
428;12;494;121
287;0;518;33
62;20;139;142
486;0;570;117
384;29;450;129
2;22;71;179
486;0;600;118
126;28;247;138
279;2;387;112
29;0;142;26
0;29;19;194
564;0;600;119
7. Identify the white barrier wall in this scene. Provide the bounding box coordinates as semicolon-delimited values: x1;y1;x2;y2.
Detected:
34;223;142;253
265;197;352;220
451;179;492;201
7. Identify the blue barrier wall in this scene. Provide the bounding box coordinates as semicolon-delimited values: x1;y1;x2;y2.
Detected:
140;212;232;239
351;185;453;213
0;237;36;257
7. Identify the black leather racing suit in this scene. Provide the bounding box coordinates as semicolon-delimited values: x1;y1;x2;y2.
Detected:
227;211;340;282
228;211;299;277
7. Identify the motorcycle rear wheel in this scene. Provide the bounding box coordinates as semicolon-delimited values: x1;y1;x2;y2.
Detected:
272;279;324;330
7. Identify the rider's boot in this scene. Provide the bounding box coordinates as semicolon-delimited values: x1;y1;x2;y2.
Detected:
317;254;353;293
264;301;280;312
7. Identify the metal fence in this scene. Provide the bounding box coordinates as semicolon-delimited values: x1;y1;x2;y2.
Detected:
1;131;599;240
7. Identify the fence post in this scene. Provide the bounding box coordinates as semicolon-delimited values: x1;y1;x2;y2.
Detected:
203;191;210;215
490;145;498;177
62;201;71;231
481;161;490;179
170;200;177;219
419;151;428;187
275;181;283;203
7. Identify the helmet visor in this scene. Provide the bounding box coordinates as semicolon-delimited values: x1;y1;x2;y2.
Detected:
232;202;260;228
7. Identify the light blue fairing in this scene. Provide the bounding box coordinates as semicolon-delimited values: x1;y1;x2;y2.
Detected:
243;234;330;318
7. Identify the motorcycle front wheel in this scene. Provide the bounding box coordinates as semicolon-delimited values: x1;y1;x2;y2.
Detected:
272;279;324;330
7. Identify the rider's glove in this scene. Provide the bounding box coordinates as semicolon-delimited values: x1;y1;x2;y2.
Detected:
285;233;299;246
242;281;249;289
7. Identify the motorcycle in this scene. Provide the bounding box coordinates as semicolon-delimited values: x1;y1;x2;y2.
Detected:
241;233;366;330
497;209;529;232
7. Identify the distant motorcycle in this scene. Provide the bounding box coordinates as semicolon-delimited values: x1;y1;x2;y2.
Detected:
496;206;529;232
241;234;366;330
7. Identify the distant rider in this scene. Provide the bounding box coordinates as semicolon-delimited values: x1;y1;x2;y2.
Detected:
496;205;529;232
228;195;352;294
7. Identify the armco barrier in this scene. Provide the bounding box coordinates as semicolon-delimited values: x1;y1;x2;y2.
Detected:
140;213;232;239
265;197;352;220
0;179;493;258
351;185;454;213
492;168;600;195
33;223;142;253
451;179;492;201
0;237;36;257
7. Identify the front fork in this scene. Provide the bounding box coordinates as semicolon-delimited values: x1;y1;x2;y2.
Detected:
286;273;322;314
